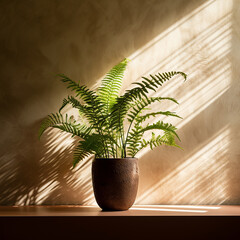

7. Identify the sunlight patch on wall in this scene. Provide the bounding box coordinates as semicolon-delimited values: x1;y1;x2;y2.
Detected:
71;156;96;205
136;126;230;204
0;153;19;204
126;0;232;103
126;0;232;79
38;128;94;205
130;0;232;159
43;130;75;156
29;181;59;205
13;126;95;205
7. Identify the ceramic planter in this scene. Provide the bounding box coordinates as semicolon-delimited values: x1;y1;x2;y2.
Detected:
92;157;139;211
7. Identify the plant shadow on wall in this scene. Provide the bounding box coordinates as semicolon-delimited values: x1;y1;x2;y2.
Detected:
0;119;94;205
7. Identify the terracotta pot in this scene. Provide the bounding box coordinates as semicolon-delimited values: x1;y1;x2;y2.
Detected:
92;157;139;211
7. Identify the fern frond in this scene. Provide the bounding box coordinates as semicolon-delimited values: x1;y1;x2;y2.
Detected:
110;72;186;148
139;121;180;140
66;96;105;129
138;131;181;152
127;96;179;123
98;59;128;113
141;132;163;150
73;132;121;167
58;74;102;108
127;121;144;157
73;142;92;168
39;113;65;138
154;97;179;105
138;111;182;122
134;71;186;96
54;123;92;139
39;112;91;139
123;96;179;153
127;120;180;157
59;98;69;113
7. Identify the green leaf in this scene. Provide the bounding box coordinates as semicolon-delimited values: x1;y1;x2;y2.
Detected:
139;121;180;141
98;58;129;113
39;112;92;139
139;111;182;122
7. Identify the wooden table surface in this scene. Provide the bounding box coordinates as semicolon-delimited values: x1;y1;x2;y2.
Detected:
1;205;240;216
1;205;240;239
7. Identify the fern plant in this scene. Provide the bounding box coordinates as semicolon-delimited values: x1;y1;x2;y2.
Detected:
39;59;187;167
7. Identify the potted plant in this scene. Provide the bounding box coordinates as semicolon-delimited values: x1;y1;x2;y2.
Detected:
39;59;186;211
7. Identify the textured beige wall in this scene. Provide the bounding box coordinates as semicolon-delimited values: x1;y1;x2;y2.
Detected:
0;0;239;205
